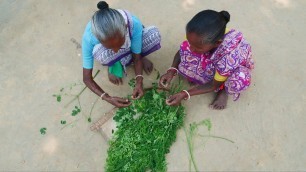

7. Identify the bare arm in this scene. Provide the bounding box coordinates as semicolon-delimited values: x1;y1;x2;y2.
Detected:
187;79;224;96
83;68;106;97
159;50;181;87
172;51;181;68
131;53;144;99
133;53;143;84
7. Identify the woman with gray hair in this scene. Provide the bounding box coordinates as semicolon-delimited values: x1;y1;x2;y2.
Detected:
82;1;161;107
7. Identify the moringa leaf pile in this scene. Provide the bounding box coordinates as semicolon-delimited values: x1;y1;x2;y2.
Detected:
105;83;186;172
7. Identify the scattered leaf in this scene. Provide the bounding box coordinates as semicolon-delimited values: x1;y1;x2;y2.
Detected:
56;96;61;102
40;128;47;135
156;71;160;80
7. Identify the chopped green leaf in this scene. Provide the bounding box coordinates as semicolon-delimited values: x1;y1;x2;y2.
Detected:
106;82;186;171
60;120;66;124
56;96;61;102
88;118;91;122
40;128;47;135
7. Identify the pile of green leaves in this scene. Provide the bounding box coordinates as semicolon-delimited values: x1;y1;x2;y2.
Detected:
105;82;186;172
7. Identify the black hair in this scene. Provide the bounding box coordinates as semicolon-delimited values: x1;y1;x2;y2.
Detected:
97;1;109;10
186;10;230;44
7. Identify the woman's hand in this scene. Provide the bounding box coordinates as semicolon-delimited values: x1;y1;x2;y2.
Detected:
159;71;175;88
103;95;131;108
108;73;123;85
131;82;144;99
166;92;187;106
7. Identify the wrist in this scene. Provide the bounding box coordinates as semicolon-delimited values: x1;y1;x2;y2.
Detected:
135;75;143;84
101;93;111;101
136;79;143;86
181;90;191;100
167;67;178;76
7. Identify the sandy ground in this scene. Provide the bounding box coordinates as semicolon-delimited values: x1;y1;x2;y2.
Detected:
1;0;306;171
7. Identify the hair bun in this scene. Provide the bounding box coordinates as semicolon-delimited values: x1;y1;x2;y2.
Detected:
220;11;230;23
97;1;109;10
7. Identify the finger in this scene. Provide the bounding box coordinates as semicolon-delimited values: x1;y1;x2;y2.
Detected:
121;102;132;107
159;80;165;88
140;91;144;97
148;65;153;73
131;92;138;100
213;104;218;110
111;79;117;85
171;98;180;106
114;79;119;85
172;102;179;106
137;92;144;99
110;77;116;84
118;102;132;107
167;95;175;101
118;102;131;107
161;79;168;88
166;97;174;105
134;92;140;99
117;98;130;104
166;100;175;106
113;97;128;101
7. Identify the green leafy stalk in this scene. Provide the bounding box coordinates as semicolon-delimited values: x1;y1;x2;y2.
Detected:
88;97;100;123
61;118;80;130
184;119;234;171
184;126;199;172
198;134;235;143
64;70;100;108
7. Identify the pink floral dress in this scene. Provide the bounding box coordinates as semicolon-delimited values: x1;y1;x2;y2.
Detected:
178;29;254;100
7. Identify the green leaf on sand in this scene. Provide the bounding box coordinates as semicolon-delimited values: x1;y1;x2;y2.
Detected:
56;95;61;102
40;128;47;135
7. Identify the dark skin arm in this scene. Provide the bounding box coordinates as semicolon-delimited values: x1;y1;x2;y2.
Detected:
159;50;181;88
166;79;224;106
131;53;144;99
83;68;131;107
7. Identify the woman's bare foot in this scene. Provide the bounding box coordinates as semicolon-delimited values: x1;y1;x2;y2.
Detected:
142;57;153;75
209;89;228;110
108;72;123;85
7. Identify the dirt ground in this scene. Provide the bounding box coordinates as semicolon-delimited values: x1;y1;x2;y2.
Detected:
1;0;306;171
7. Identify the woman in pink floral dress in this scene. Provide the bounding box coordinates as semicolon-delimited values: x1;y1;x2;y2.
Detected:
159;10;254;109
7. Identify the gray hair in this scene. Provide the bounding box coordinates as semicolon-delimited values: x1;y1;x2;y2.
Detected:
91;9;126;41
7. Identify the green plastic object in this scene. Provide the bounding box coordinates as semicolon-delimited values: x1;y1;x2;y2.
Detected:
109;61;124;78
